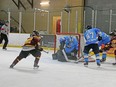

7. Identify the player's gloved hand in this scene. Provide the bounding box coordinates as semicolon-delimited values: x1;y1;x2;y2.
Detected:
39;48;43;51
99;49;103;53
98;36;102;41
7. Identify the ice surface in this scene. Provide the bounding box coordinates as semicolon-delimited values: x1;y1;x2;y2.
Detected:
0;47;116;87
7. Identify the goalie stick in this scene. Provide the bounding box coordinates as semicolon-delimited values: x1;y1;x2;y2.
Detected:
62;49;70;62
62;49;80;62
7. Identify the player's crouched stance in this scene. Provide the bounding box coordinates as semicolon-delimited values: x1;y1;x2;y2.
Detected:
52;36;78;62
10;31;43;69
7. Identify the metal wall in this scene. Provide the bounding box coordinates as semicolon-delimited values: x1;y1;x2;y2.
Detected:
84;0;116;34
41;35;55;48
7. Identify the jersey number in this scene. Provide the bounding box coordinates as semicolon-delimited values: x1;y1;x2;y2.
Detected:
86;32;94;39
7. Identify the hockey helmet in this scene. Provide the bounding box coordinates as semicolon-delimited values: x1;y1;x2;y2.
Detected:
86;25;92;29
5;20;9;23
4;20;9;26
114;29;116;32
32;30;39;36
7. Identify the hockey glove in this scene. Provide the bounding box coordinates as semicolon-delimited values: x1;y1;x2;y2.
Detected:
98;36;102;41
99;49;103;53
39;48;43;51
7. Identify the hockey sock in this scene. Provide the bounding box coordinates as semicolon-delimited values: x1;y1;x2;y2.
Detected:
95;53;101;63
84;58;88;63
84;53;88;63
11;56;22;66
34;57;40;67
96;59;100;64
102;52;107;59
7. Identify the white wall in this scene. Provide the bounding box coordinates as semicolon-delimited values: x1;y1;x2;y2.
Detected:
8;33;30;46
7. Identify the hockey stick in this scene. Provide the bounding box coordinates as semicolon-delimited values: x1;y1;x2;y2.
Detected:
43;50;49;54
75;35;94;62
75;51;95;63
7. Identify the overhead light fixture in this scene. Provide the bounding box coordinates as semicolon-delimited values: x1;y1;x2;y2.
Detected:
40;1;49;6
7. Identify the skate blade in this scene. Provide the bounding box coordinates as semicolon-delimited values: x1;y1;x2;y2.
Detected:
84;65;88;67
33;67;39;69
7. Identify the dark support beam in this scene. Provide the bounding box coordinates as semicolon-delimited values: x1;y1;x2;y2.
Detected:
12;0;20;9
19;0;26;10
27;0;34;9
12;0;26;10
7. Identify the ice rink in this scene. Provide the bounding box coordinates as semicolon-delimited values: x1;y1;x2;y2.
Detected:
0;47;116;87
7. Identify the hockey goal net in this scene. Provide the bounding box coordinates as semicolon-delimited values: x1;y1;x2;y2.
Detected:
53;32;95;62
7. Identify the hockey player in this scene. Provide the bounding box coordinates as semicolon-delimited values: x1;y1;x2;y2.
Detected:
60;36;78;57
52;36;78;62
83;25;102;66
109;30;116;65
98;32;111;62
0;20;9;50
10;30;43;68
111;39;116;65
109;29;116;36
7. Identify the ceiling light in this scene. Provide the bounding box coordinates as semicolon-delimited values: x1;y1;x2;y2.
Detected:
40;1;49;6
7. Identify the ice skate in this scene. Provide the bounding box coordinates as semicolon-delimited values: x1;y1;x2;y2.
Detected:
112;62;116;65
100;58;106;62
84;62;88;67
3;48;7;50
33;64;39;69
97;63;101;66
96;59;101;66
9;64;15;68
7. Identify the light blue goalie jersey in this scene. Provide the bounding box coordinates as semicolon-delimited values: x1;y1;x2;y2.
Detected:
59;36;78;53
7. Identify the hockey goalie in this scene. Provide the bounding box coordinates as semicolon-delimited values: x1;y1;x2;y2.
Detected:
52;36;78;62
